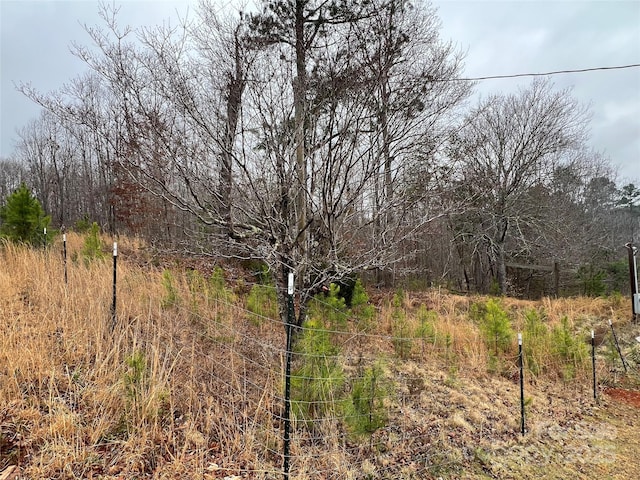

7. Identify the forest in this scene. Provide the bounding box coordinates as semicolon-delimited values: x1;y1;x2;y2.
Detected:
1;0;639;305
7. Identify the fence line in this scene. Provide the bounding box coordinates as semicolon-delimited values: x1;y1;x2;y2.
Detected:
4;240;635;479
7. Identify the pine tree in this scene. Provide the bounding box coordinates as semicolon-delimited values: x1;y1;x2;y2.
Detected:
0;183;49;244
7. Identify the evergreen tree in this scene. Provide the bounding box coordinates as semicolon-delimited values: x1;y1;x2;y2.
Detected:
0;183;49;244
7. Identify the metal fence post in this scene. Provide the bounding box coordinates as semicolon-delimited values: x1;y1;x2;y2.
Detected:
283;272;294;480
110;242;117;330
518;332;525;436
591;329;597;400
625;243;638;323
63;233;68;285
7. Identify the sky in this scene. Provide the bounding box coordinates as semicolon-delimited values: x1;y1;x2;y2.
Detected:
1;0;639;182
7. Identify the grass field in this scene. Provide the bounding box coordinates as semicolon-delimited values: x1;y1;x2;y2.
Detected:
1;234;639;479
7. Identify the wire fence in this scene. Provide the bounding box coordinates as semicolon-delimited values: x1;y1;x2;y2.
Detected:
3;238;638;478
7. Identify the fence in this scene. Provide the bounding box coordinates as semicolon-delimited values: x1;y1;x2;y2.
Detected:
1;237;638;478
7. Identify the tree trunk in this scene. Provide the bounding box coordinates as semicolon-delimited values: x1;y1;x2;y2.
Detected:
294;0;307;251
496;241;507;295
220;29;245;238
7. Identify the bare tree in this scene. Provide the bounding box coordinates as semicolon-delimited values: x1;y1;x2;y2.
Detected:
450;79;589;294
0;158;27;203
17;0;471;325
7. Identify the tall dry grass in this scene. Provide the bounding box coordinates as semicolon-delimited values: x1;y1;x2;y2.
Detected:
1;234;635;478
0;235;284;478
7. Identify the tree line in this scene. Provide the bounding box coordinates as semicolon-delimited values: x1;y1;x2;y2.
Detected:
1;0;638;313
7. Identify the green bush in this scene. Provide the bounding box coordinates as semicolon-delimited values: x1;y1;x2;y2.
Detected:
161;270;180;309
207;266;235;303
415;304;438;357
308;283;349;329
391;290;412;359
350;278;376;328
477;298;513;357
0;183;50;245
606;260;630;295
73;213;93;233
345;361;391;438
246;284;278;325
291;318;344;427
552;316;589;380
522;308;550;376
577;265;607;297
81;222;105;263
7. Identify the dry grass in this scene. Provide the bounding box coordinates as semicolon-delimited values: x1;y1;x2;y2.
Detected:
2;234;640;479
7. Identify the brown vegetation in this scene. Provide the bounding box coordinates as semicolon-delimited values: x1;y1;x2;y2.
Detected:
1;235;639;479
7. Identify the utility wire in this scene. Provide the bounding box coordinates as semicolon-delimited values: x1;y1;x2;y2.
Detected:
444;63;640;82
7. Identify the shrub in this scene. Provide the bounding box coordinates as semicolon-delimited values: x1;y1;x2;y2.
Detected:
81;222;105;263
73;213;93;233
161;270;180;309
291;318;344;427
577;265;607;297
391;290;412;359
478;298;513;357
350;278;376;328
246;283;278;325
345;361;391;438
415;304;437;351
308;283;349;329
551;316;589;380
0;182;49;245
207;266;235;303
522;308;550;376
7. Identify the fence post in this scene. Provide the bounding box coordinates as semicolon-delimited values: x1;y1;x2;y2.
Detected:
43;227;47;249
518;332;525;436
608;319;628;373
591;329;597;400
283;272;294;480
110;242;117;330
625;243;638;323
63;233;67;285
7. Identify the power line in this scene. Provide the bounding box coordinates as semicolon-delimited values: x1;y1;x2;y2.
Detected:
449;63;640;82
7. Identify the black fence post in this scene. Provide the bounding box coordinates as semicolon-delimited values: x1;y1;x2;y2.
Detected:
110;242;117;330
518;332;525;436
43;227;47;249
591;329;597;400
608;319;628;373
283;272;294;480
625;243;638;324
63;233;68;285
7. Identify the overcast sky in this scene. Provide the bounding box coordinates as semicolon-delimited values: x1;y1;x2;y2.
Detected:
1;0;639;182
